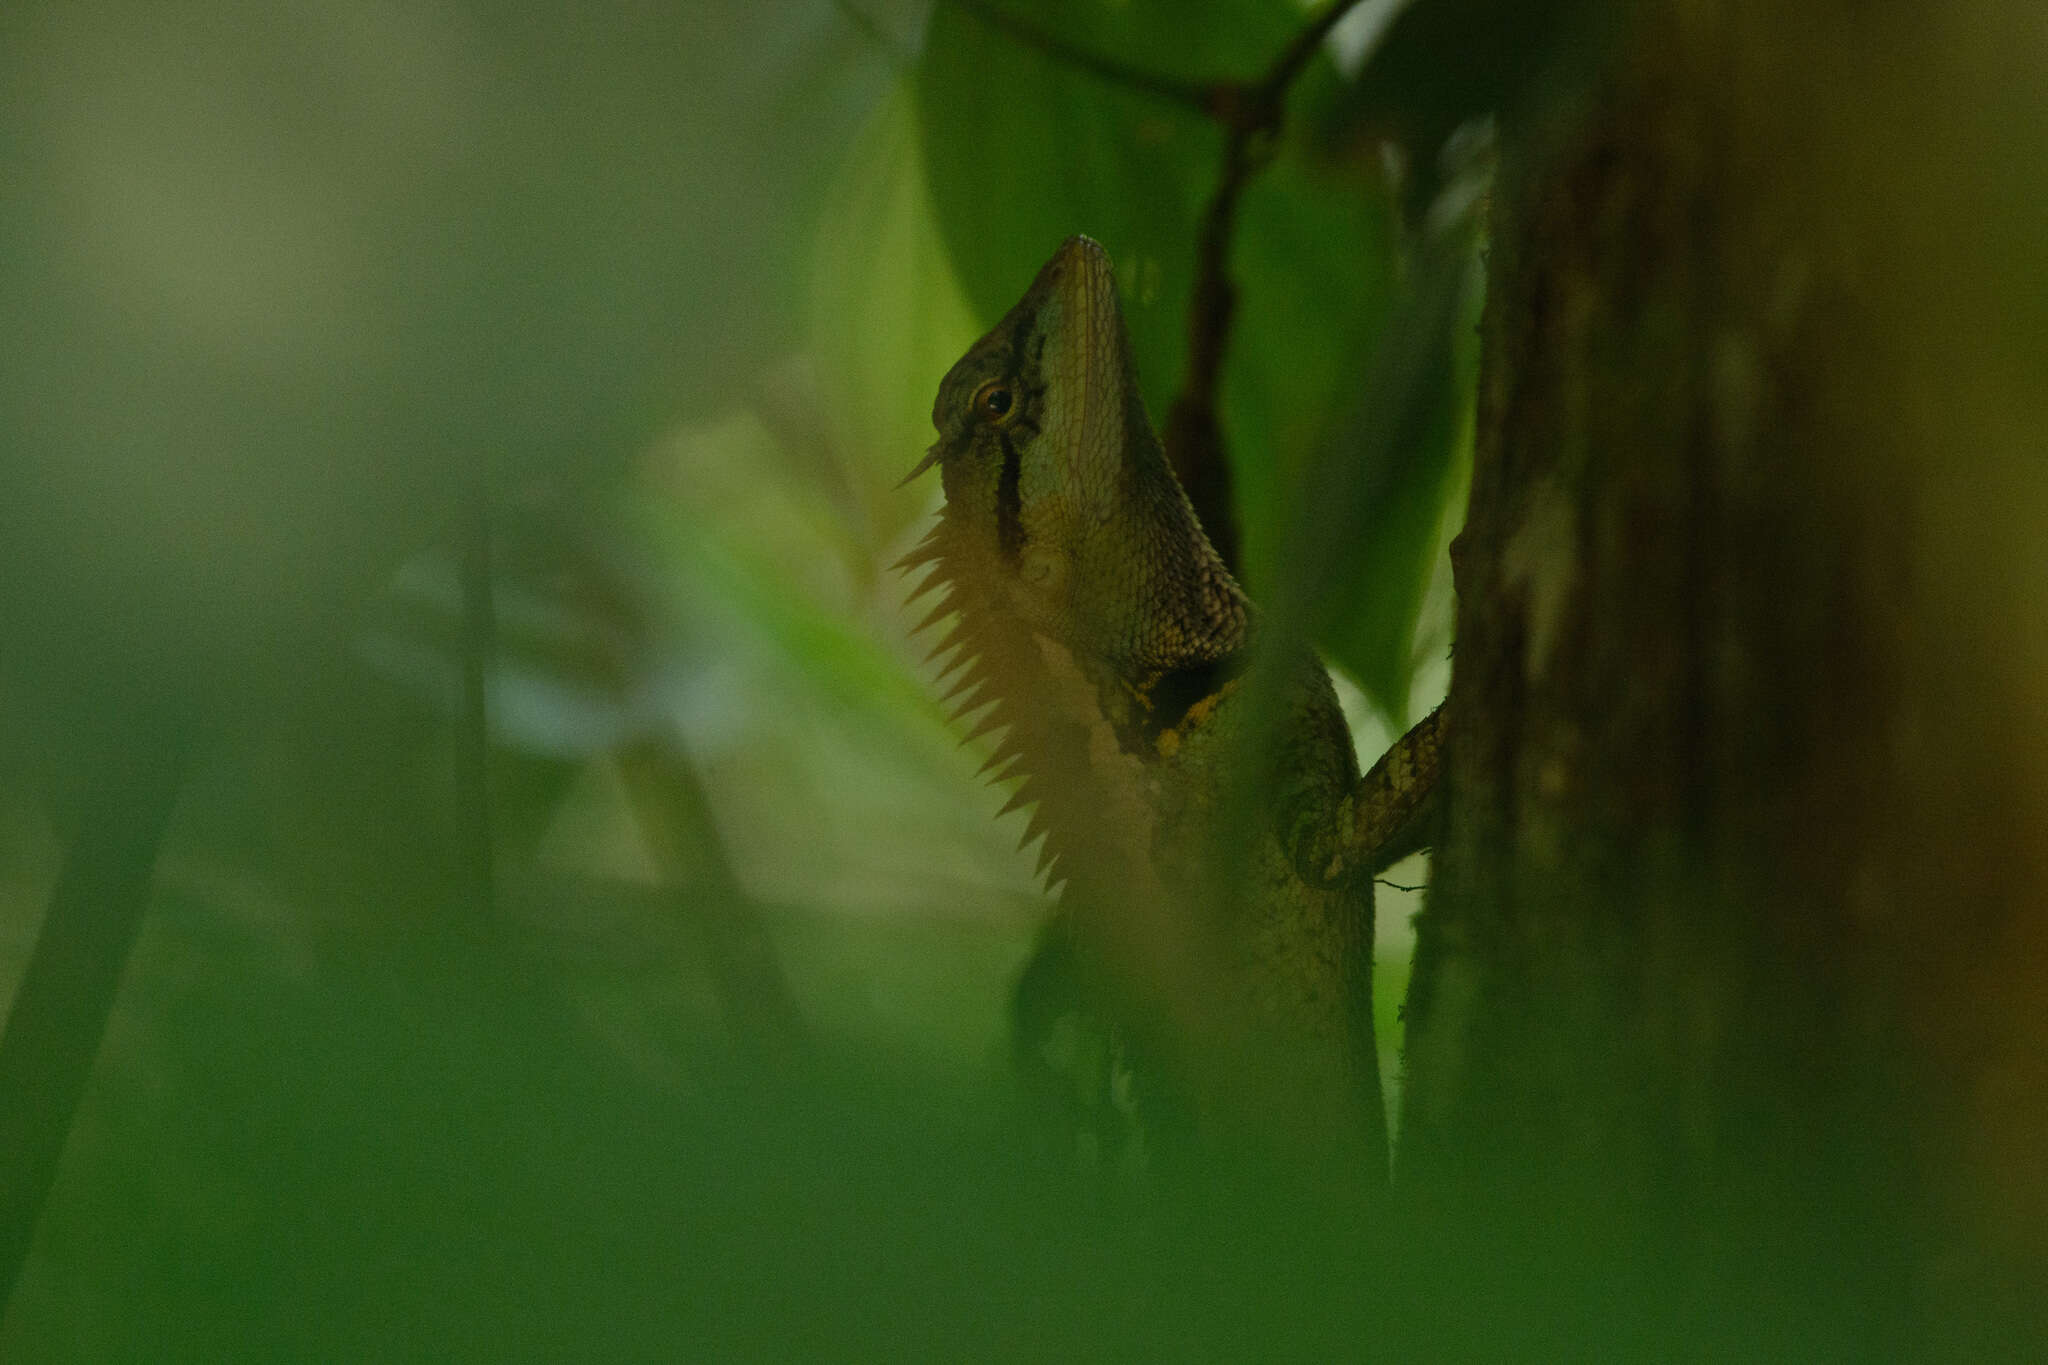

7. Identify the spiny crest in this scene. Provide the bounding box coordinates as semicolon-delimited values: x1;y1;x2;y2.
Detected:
909;592;957;639
891;524;948;575
896;511;1078;894
973;733;1024;777
959;707;1009;748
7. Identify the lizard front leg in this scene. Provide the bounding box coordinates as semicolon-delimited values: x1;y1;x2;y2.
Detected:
1291;703;1447;889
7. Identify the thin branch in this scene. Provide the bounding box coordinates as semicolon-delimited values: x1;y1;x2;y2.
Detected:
950;0;1212;115
830;0;917;71
0;715;189;1309
948;0;1380;566
617;740;809;1068
1161;0;1376;568
1258;0;1376;97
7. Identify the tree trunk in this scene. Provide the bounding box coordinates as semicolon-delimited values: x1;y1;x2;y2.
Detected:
1396;4;2048;1357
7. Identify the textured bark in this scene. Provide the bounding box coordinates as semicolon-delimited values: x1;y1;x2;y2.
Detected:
1397;4;2048;1356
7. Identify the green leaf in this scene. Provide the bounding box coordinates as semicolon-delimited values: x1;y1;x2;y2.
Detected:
1284;223;1484;721
918;1;1467;716
1225;84;1401;594
915;0;1298;419
0;0;901;729
809;79;984;551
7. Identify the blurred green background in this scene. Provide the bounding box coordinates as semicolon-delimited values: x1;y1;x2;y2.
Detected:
0;2;1472;1356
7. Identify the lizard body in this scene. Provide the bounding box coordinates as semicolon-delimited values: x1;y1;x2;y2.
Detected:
901;237;1436;1184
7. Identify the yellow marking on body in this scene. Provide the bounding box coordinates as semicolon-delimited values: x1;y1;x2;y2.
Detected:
1153;676;1241;759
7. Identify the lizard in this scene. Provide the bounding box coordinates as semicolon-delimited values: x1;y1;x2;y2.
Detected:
897;235;1445;1187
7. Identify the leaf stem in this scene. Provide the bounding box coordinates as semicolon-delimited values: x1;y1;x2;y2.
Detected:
948;0;1383;567
1167;0;1378;569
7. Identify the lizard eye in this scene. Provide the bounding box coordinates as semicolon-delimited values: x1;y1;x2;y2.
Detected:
971;381;1016;424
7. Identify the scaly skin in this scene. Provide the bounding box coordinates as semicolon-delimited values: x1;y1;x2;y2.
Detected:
900;237;1397;1184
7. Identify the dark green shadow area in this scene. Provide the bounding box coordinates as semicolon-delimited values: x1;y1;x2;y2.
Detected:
6;882;1404;1362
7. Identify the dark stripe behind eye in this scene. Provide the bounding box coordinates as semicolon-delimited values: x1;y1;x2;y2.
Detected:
997;434;1024;562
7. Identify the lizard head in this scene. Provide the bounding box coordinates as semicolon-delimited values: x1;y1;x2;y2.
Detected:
902;235;1244;673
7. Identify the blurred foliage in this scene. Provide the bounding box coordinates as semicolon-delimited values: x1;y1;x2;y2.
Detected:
0;0;1474;1355
0;0;898;734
